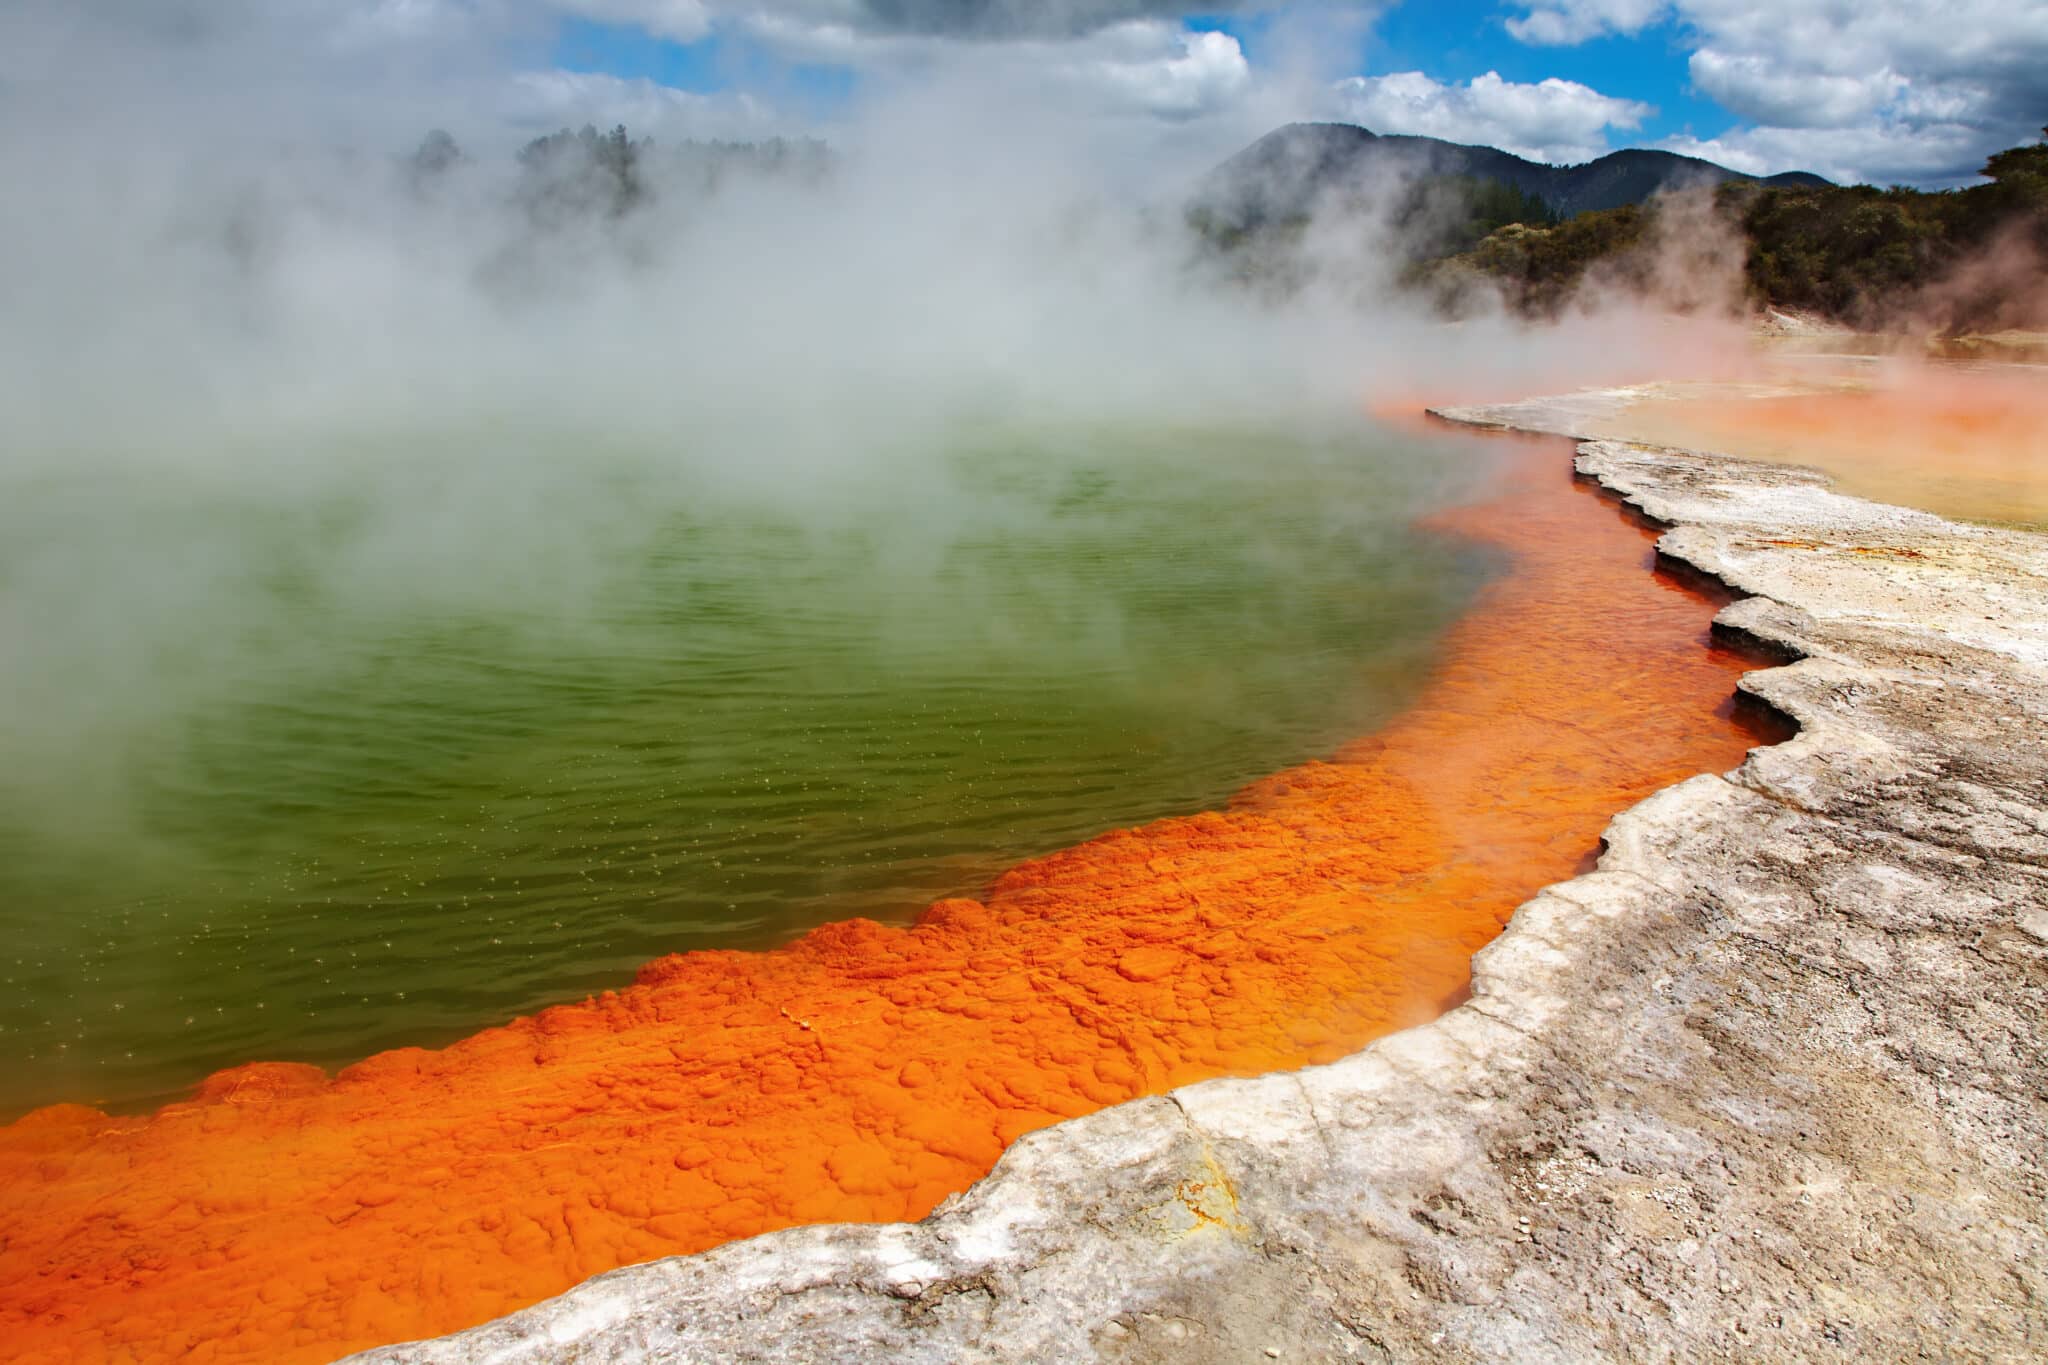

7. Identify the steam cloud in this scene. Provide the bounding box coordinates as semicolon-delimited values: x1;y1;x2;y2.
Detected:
0;39;1747;856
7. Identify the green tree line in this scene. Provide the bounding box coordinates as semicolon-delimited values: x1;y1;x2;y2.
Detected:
1434;130;2048;328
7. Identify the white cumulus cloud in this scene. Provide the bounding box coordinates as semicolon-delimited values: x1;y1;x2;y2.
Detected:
716;15;1255;121
1073;25;1250;118
1502;0;2048;184
1506;0;1667;46
1686;51;1905;131
1659;123;1999;188
0;0;1278;158
553;0;714;44
1331;69;1653;165
508;68;768;136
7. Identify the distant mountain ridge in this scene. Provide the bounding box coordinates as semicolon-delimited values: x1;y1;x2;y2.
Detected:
1197;122;1831;228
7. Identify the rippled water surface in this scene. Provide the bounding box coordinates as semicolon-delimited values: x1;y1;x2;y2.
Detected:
0;420;1498;1114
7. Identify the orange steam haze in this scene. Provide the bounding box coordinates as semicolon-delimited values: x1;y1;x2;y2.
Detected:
1629;361;2048;526
1908;222;2048;337
0;433;1782;1364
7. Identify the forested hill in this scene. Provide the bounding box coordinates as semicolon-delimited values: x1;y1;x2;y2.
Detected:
1190;121;2048;333
1425;131;2048;328
1197;122;1829;230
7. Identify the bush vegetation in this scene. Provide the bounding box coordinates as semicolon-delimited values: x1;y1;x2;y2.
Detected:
1442;129;2048;329
1195;129;2048;331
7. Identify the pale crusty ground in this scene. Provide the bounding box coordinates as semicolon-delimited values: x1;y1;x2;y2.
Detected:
354;407;2048;1364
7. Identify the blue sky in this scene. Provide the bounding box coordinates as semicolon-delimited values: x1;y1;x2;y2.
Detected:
6;1;2039;187
550;4;1731;144
1327;4;1725;144
551;19;860;123
517;0;2047;186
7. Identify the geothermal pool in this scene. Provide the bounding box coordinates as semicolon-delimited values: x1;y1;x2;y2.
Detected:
1;421;1785;1365
0;420;1495;1117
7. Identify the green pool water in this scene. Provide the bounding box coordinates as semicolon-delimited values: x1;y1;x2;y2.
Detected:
0;418;1501;1116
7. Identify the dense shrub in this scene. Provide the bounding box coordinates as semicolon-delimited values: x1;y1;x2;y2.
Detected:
1199;128;2048;330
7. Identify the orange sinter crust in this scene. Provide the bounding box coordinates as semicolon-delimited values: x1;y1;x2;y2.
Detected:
0;434;1777;1364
